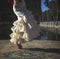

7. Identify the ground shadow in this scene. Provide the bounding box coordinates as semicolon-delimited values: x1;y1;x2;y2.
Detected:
24;48;60;54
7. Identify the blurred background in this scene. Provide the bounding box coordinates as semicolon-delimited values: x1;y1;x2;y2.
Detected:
0;0;60;40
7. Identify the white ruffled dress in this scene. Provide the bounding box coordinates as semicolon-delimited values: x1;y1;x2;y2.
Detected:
10;0;40;44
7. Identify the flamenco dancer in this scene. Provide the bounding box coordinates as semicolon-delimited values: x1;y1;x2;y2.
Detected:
10;0;40;49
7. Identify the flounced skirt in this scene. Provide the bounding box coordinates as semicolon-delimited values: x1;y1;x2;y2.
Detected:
10;11;40;44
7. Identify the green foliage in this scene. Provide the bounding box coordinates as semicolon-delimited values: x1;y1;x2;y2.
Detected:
45;0;56;16
44;0;59;21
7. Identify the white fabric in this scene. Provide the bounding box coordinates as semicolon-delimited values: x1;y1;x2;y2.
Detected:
10;0;40;44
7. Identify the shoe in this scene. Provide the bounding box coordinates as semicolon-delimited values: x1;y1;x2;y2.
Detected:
17;44;22;49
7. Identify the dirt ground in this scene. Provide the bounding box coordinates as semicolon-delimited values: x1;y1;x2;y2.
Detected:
0;40;60;59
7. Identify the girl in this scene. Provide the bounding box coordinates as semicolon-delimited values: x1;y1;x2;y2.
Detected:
10;0;40;49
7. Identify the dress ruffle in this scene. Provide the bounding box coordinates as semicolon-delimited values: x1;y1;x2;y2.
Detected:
10;10;40;45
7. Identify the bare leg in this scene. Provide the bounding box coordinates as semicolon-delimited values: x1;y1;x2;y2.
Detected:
16;40;22;49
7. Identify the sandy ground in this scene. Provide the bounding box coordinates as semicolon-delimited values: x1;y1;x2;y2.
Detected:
0;40;60;59
0;40;60;53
